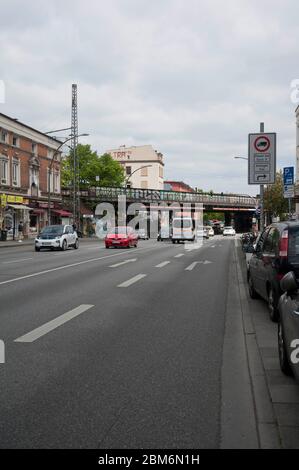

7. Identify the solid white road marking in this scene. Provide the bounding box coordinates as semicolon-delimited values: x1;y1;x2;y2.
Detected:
2;258;33;264
0;247;148;287
14;304;94;343
174;254;184;258
109;258;137;268
118;274;147;288
155;261;170;268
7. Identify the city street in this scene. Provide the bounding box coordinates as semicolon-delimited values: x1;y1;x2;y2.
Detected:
0;236;241;448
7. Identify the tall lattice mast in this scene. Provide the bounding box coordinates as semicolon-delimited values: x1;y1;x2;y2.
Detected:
71;84;78;225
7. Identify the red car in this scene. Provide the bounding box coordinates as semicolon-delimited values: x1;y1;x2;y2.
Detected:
105;226;138;249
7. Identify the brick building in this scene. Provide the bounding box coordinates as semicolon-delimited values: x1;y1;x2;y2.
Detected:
0;113;66;239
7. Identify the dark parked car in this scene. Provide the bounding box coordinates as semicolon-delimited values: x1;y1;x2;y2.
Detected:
248;222;299;322
277;272;299;381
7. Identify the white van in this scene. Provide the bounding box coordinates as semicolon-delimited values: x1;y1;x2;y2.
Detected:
172;217;195;243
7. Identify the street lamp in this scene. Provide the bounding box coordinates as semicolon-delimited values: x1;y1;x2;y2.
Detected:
47;133;89;225
125;165;152;187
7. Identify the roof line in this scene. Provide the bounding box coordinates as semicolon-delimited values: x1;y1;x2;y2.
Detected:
0;113;63;144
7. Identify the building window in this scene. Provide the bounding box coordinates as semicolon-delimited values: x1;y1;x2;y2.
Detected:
47;169;53;193
141;167;148;177
141;180;148;189
159;166;163;178
32;143;37;155
126;166;131;175
54;171;60;193
0;129;8;143
12;135;19;147
12;158;20;186
0;155;9;185
30;166;39;188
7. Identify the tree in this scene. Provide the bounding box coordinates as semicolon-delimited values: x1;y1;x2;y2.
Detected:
264;170;288;221
61;145;125;188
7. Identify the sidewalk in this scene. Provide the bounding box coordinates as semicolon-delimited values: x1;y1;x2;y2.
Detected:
235;240;299;449
0;237;101;249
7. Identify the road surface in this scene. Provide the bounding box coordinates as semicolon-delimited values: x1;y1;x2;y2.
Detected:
0;237;234;448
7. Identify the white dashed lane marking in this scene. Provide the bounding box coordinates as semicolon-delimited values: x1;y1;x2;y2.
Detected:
14;304;94;343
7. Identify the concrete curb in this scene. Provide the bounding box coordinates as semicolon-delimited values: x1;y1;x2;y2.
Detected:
0;238;102;249
234;240;281;448
220;243;259;448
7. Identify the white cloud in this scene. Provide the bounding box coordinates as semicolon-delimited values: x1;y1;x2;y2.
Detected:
0;0;298;194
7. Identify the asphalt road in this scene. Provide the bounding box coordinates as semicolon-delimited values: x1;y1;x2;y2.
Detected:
0;236;233;448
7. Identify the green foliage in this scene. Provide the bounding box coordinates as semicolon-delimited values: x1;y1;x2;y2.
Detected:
264;170;289;220
61;145;125;188
203;212;224;223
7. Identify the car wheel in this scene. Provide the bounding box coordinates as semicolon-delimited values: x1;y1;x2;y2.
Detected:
61;240;67;251
248;274;258;299
105;245;109;249
74;239;79;249
278;321;293;376
35;247;40;252
268;286;279;322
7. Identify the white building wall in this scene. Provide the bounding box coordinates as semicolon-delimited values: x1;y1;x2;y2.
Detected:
107;145;164;190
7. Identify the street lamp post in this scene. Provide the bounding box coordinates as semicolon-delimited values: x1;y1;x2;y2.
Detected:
125;165;152;187
234;154;264;230
47;133;89;226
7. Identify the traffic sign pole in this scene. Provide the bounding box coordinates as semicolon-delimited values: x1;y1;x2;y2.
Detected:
260;122;265;231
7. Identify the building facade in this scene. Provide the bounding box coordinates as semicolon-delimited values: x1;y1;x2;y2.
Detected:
107;144;164;190
0;113;64;239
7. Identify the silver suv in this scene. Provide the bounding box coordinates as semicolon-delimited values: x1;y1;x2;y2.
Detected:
35;225;79;252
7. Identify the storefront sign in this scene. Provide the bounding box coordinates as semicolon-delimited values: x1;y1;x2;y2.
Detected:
1;194;24;206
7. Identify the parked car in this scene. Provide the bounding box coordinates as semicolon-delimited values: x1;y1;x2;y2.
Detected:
137;228;149;240
205;226;214;237
248;222;299;322
35;225;79;251
278;272;299;381
223;226;236;236
105;226;138;249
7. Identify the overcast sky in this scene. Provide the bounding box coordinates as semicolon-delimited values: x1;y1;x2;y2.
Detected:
0;0;298;194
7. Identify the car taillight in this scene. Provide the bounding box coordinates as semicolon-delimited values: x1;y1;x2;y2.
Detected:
279;230;288;258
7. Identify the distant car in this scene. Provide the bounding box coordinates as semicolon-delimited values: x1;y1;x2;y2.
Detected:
35;225;79;251
137;228;149;240
105;226;138;249
278;272;299;381
223;226;236;236
248;222;299;322
196;226;209;240
205;226;214;237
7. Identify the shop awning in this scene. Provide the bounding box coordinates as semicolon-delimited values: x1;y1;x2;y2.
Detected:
30;208;46;215
52;209;73;217
8;204;32;211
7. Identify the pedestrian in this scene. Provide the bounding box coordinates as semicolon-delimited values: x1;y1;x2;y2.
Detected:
18;221;24;241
